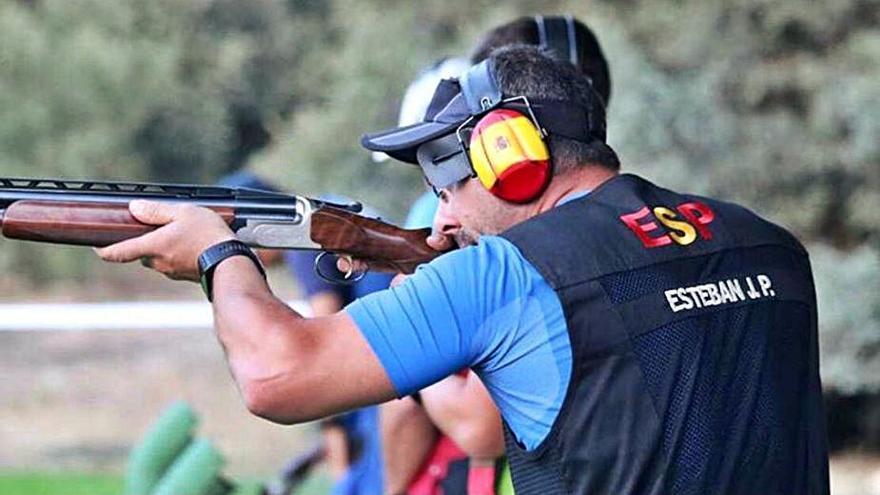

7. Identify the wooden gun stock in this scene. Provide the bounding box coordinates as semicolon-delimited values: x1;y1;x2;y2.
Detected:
0;200;235;247
310;207;444;274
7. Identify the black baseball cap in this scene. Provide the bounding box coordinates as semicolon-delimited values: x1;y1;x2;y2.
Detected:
361;81;603;164
361;78;472;164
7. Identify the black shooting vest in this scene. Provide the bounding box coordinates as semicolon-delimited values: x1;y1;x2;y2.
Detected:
499;174;829;495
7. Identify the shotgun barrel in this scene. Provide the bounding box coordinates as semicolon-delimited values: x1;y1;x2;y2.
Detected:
0;177;442;274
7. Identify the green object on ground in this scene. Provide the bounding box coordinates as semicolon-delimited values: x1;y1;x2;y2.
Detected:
124;401;199;495
151;439;227;495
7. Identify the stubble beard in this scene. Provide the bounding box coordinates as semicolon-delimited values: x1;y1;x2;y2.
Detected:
455;229;480;247
454;205;522;247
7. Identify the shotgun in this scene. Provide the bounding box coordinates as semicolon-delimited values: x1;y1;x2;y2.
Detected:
0;177;441;275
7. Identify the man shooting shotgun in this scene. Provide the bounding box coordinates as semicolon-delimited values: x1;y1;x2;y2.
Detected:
0;177;443;279
7;45;830;494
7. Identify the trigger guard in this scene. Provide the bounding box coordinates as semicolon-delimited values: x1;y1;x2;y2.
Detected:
314;251;367;285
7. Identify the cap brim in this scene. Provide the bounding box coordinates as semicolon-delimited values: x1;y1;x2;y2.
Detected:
361;121;458;164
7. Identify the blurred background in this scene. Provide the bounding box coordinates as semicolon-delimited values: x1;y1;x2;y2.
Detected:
0;0;878;493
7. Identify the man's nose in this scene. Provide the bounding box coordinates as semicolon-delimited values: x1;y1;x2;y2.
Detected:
433;198;461;237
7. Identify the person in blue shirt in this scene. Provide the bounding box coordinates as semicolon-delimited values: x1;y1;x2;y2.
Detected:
382;16;616;495
100;45;829;495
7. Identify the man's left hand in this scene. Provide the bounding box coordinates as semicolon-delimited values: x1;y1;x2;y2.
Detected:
95;200;236;281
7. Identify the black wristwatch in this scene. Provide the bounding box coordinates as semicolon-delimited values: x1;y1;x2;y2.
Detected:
198;240;266;302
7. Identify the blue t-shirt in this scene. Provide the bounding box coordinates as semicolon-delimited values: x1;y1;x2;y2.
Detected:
347;235;571;450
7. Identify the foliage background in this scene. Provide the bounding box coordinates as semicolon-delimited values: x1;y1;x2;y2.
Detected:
0;0;878;436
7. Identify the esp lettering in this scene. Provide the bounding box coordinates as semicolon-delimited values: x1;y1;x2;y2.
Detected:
620;201;715;248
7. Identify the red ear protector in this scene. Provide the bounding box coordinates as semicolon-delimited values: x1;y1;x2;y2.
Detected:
466;108;550;203
457;60;552;203
410;59;605;203
457;18;581;203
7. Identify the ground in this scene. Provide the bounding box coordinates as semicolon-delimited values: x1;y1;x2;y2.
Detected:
1;265;878;493
0;328;314;479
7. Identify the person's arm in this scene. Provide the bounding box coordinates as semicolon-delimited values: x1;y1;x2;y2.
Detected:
97;201;510;425
210;256;397;422
418;372;505;459
96;202;398;422
322;422;351;480
380;398;438;494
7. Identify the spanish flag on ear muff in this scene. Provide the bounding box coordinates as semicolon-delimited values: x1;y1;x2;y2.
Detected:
468;109;551;203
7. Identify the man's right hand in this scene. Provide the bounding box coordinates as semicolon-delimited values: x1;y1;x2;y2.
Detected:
426;230;456;252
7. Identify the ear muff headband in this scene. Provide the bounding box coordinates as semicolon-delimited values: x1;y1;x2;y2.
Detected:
534;15;578;66
420;58;602;202
459;59;502;114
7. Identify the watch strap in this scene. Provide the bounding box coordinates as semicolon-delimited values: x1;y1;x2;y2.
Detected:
198;240;266;302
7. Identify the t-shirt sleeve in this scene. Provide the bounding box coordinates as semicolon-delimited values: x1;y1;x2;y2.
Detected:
344;236;542;396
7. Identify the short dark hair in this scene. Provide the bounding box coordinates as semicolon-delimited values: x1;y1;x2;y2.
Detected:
490;45;620;173
470;16;612;107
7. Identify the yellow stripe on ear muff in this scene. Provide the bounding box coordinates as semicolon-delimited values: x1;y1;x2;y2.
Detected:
469;132;498;190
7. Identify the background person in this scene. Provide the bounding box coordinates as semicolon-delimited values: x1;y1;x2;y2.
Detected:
284;233;390;495
283;207;391;495
370;59;488;493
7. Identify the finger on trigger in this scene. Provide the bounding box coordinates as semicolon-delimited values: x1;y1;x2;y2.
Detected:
336;256;352;273
336;257;368;274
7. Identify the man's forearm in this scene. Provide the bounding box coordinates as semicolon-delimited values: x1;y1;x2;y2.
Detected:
208;256;397;423
211;256;309;420
91;201;397;422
